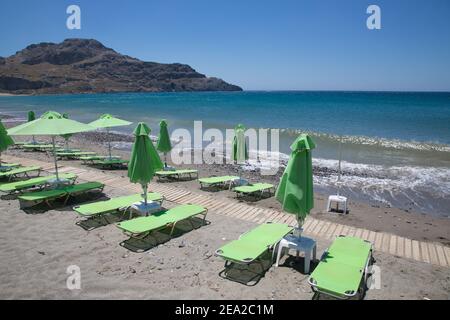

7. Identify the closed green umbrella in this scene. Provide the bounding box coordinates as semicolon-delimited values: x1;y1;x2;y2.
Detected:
275;134;315;230
231;124;248;182
156;120;172;167
8;111;95;181
27;110;36;144
89;114;132;160
0;119;14;165
231;124;248;164
128;123;163;205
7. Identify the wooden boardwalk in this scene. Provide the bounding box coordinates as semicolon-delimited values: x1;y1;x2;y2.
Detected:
5;155;450;268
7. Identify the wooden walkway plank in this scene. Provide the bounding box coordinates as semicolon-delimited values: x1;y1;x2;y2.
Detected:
434;244;448;267
389;235;398;256
427;243;440;266
420;242;430;263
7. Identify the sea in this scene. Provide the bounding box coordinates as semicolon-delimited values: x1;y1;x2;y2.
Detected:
1;91;449;217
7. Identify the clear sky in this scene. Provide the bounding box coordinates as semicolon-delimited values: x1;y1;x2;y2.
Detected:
0;0;449;91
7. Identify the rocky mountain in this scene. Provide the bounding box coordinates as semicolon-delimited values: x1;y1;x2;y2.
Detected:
0;39;242;94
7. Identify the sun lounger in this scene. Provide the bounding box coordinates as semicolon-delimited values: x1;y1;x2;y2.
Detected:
56;151;97;159
0;163;20;171
23;144;54;151
155;169;199;181
233;183;275;199
74;192;163;220
92;159;129;169
117;204;207;240
0;173;77;194
18;181;104;208
0;166;41;181
308;236;373;299
198;175;240;190
215;222;293;284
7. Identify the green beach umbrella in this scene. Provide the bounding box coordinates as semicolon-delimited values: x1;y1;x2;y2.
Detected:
231;124;248;182
0;119;15;164
8;111;95;181
156;120;172;167
231;124;248;164
89;114;132;160
128;122;163;205
275;134;315;229
27;110;36;144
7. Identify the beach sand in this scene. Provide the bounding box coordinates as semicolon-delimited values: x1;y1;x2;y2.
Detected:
1;133;449;300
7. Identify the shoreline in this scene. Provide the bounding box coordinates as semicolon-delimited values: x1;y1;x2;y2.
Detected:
6;131;450;246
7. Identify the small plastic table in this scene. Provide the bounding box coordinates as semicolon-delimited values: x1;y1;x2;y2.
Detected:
326;195;348;214
275;234;317;274
129;200;161;217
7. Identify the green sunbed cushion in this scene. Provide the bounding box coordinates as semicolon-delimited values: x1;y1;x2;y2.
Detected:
57;152;96;156
198;176;239;184
1;163;20;168
156;169;198;176
74;192;162;217
0;173;77;192
23;144;53;149
217;223;293;263
19;182;104;202
95;159;128;165
80;156;105;161
234;183;274;193
117;204;205;234
309;236;372;297
0;166;41;178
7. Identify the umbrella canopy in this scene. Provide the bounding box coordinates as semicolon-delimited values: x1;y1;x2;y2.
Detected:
0;120;14;163
156;120;172;167
128;123;163;204
89;114;132;159
8;111;94;136
275;134;315;226
8;111;95;180
231;124;248;164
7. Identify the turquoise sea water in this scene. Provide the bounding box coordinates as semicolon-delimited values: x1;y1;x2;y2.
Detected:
1;91;449;216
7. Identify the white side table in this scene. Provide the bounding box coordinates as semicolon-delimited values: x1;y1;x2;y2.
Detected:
326;195;348;213
275;235;317;274
129;200;161;217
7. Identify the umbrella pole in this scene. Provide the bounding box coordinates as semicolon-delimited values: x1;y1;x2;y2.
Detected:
142;184;148;205
52;137;60;181
65;138;69;151
164;153;167;168
107;128;112;160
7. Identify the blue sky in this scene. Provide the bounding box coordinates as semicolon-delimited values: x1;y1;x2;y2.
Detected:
0;0;449;91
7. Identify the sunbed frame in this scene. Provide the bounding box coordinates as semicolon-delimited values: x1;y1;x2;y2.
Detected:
234;183;275;200
117;204;208;241
155;169;199;182
215;222;294;286
308;235;374;300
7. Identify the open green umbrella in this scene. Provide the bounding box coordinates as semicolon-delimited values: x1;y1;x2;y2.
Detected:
8;111;95;181
0;119;14;165
89;114;132;160
128;123;163;205
156;120;172;167
27;111;36;144
275;134;315;230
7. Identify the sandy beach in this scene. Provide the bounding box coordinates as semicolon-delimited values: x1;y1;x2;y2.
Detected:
0;131;449;300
